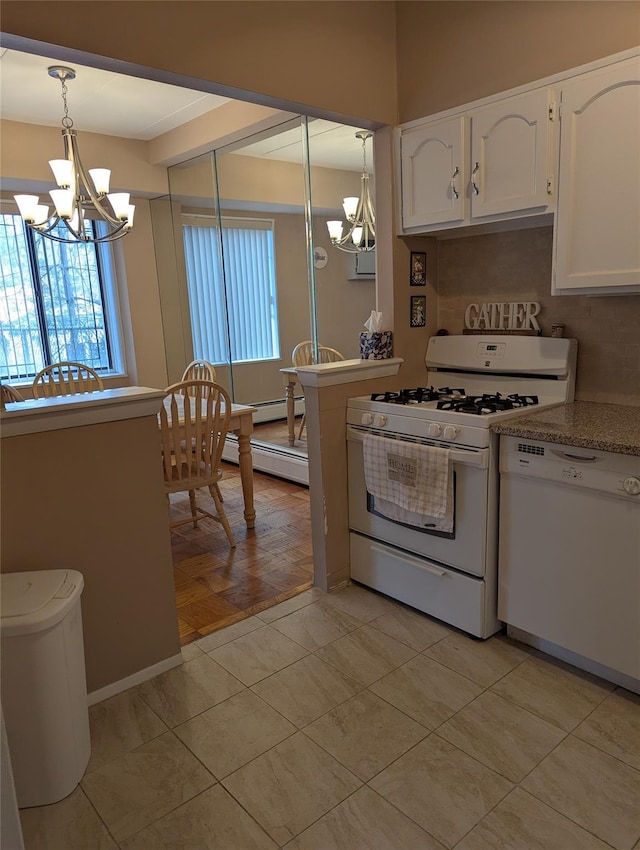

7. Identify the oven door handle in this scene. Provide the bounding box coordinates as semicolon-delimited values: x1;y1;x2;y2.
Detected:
347;426;488;468
450;450;485;467
371;544;447;577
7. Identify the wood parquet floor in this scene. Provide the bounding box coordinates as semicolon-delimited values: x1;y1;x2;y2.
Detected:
169;454;312;646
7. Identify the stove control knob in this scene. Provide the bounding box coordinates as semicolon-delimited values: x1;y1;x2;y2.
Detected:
623;476;640;496
443;425;459;440
428;423;442;438
361;413;374;427
373;414;388;428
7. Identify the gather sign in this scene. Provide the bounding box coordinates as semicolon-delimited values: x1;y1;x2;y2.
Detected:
464;301;541;332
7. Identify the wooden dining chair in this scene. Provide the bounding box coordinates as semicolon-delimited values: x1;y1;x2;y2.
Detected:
0;384;24;408
181;359;217;387
178;360;223;500
158;379;235;547
32;362;104;398
291;341;345;440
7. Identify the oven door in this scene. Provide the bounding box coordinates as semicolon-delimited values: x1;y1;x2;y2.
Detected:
347;424;494;578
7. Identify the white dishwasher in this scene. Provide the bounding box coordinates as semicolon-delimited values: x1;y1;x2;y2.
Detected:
498;435;640;690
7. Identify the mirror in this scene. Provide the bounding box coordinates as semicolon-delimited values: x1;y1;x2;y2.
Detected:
151;116;376;480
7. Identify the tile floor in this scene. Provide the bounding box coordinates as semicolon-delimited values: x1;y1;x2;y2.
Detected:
20;583;640;850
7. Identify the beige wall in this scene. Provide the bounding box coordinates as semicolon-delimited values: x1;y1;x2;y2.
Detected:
1;0;397;126
436;227;640;406
0;415;180;693
120;199;170;390
396;1;640;121
0;120;167;196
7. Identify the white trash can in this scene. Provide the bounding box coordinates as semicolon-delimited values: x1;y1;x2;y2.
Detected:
0;570;91;808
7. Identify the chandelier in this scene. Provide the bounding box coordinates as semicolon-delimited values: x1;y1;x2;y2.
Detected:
326;131;375;254
14;66;134;244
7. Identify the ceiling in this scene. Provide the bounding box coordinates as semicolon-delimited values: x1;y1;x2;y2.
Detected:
0;48;370;171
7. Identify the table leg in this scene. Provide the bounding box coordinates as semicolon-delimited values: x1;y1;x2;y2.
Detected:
285;379;296;446
236;429;256;529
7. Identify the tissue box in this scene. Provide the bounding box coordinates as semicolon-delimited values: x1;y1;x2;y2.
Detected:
359;331;393;360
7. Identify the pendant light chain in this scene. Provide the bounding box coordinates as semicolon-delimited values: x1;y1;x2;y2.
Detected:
59;75;74;130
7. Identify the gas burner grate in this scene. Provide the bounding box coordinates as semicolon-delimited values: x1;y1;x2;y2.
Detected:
436;392;540;415
371;387;466;405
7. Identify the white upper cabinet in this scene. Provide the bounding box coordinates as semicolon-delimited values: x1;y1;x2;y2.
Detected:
552;56;640;294
469;89;554;219
400;116;466;228
399;89;554;233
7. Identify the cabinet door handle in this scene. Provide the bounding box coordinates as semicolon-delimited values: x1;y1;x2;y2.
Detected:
471;161;480;196
450;166;459;200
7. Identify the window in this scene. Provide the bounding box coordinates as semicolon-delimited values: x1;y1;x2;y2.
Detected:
182;216;280;365
0;213;122;382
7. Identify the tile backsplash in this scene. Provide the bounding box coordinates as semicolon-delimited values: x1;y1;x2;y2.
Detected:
437;227;640;406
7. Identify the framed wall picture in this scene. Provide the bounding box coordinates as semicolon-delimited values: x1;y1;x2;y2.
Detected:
410;251;427;286
410;295;426;327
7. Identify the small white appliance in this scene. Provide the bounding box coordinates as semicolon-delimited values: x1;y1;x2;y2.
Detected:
346;334;577;638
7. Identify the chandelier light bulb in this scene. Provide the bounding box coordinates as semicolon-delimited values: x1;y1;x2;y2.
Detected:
34;205;50;228
89;168;111;195
49;188;74;219
124;204;136;229
342;197;359;221
49;159;74;189
14;195;41;223
69;210;80;233
351;227;363;246
327;220;344;242
107;193;131;221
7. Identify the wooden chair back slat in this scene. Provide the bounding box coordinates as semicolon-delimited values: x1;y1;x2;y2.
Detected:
0;384;24;407
292;341;345;366
32;362;104;399
181;360;217;396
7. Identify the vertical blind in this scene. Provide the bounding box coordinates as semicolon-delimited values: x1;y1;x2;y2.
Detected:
182;217;280;365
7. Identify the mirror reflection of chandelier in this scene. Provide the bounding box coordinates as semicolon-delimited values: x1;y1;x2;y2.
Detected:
326;131;375;254
14;66;135;245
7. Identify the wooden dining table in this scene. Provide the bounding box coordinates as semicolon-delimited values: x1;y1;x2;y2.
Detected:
160;395;257;528
279;366;299;447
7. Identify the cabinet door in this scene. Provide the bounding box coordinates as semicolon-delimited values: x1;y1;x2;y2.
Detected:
400;117;466;229
553;57;640;294
470;89;553;218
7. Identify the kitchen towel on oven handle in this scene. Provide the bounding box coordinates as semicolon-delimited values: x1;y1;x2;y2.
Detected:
363;433;453;519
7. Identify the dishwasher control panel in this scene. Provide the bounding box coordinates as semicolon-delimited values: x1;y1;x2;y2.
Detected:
561;464;585;481
499;436;640;501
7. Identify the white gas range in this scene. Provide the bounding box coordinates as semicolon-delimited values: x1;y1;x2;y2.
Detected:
346;334;577;638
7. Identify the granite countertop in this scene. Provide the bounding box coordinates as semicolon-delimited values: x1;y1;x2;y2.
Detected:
492;401;640;456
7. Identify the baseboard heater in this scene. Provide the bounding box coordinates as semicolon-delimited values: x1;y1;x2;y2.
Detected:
250;397;305;424
223;435;309;486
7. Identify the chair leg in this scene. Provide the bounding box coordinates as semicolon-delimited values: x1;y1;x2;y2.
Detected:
188;489;198;527
214;483;223;502
209;484;236;548
297;413;306;441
